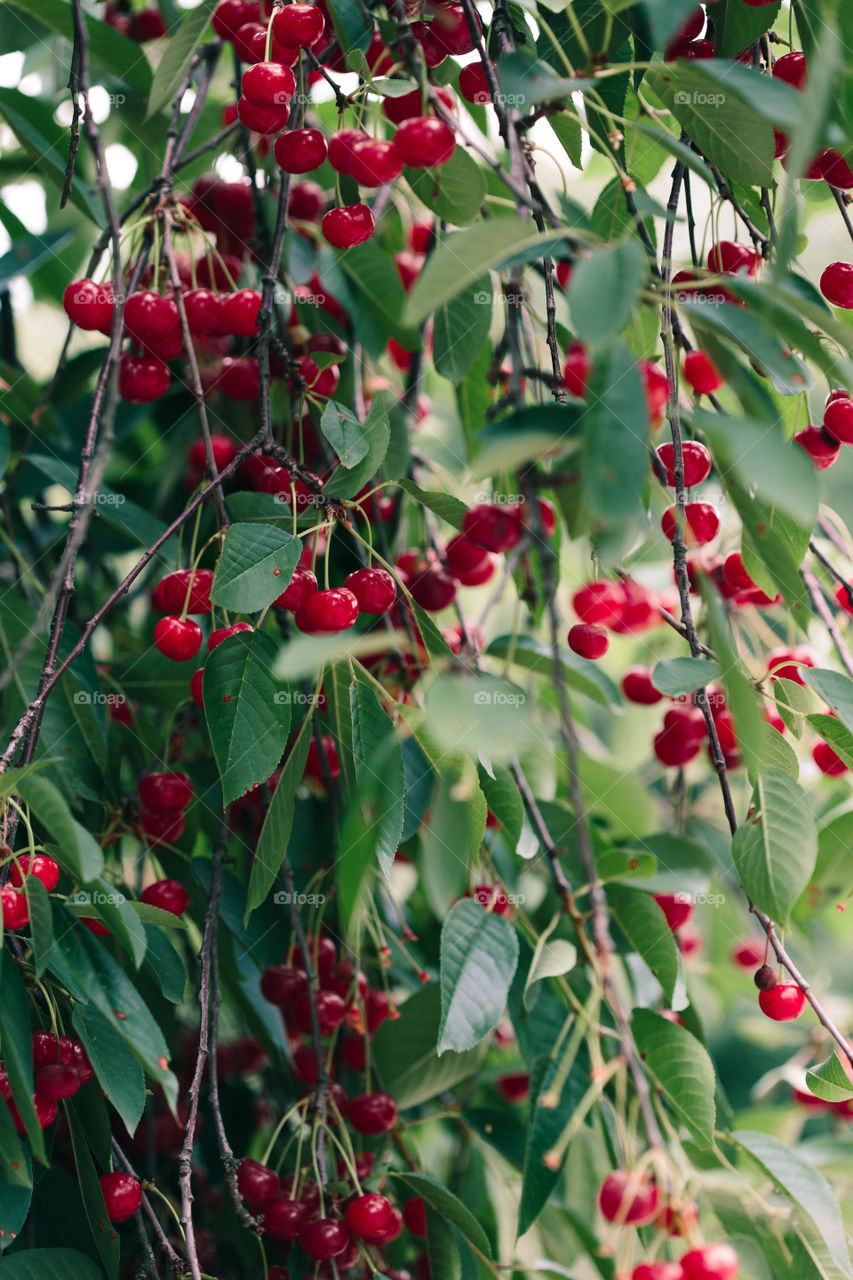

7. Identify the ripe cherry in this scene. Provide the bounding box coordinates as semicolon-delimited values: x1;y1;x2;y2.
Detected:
394;117;455;167
349;1090;398;1134
32;1033;73;1069
274;566;318;611
190;668;204;709
138;771;193;813
304;736;341;783
322;204;375;249
140;810;186;847
497;1072;530;1102
459;60;492;104
209;622;253;651
272;2;325;47
608;579;658;634
821;261;853;308
835;581;853;616
160;568;213;614
100;1172;143;1223
241;61;296;108
795;425;840;469
260;964;308;1008
707;240;758;276
289;179;325;221
773;50;806;90
328;128;368;175
680;1244;739;1280
654;724;702;767
640;359;670;425
345;567;397;614
301;587;359;633
140;879;190;916
766;645;816;684
598;1171;660;1225
571;581;624;627
409;564;457;612
154;616;202;662
1;885;29;930
124;291;179;344
568;623;608;659
300;1218;352;1259
119;355;170;403
655;441;712;487
653;892;694;931
236;96;289;134
823;395;853;443
222;288;262;337
403;1196;427;1236
759;983;806;1021
632;1266;685;1280
212;0;257;39
661;502;719;547
63;278;114;331
266;1196;310;1238
732;938;764;970
820;149;853;189
34;1064;80;1101
350;138;404;186
274;128;328;174
10;853;60;892
622;667;663;704
345;1192;394;1241
813;739;848;775
217;356;260;400
237;1157;280;1207
683;349;723;394
462;502;521;553
72;1041;95;1083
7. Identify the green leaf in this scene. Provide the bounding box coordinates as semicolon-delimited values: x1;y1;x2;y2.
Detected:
518;1048;589;1236
633;1008;716;1148
389;1172;493;1258
688;301;814;399
350;669;405;881
401;735;435;841
732;769;817;924
755;722;800;781
0;1144;31;1238
425;1205;462;1280
775;677;811;738
608;885;681;1006
210;523;301;613
473;404;580;477
578;345;649;532
549;112;583;168
569;239;648;348
204;631;289;807
807;1054;853;1104
0;1087;28;1187
438;899;519;1054
146;0;214;118
476;764;525;851
0;1251;105;1280
320;400;370;467
1;0;153;93
404;147;486;226
421;761;486;915
371;983;488;1109
0;231;73;288
432;279;492;383
404;218;569;327
488;634;621;709
72;1004;146;1137
65;1104;120;1277
0;951;43;1163
712;1;783;59
323;392;392;498
803;667;853;725
409;597;453;657
247;716;313;914
652;656;721;698
422;672;535;764
396;479;467;529
643;0;707;45
143;925;187;1004
338;239;420;348
17;773;103;882
0;88;102;224
523;936;576;1010
733;1130;853;1279
25;875;53;981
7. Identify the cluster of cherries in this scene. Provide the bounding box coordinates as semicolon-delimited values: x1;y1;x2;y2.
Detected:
598;1170;738;1280
136;768;196;858
0;851;60;933
793;387;853;473
104;0;166;40
0;1031;94;1134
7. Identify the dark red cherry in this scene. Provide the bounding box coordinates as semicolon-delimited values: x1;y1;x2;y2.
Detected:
301;587;359;633
300;1218;351;1260
393;117;455;167
212;0;256;39
621;667;663;705
274;567;318;610
160;569;213;614
1;885;29;930
222;288;262;337
403;1196;427;1236
821;262;853;307
217;356;261;400
322;204;375;249
432;2;479;53
154;616;202;662
462;502;521;553
773;50;806;90
289;179;325;221
100;1172;143;1224
260;964;308;1008
237;1157;280;1207
208;621;253;651
124;290;179;344
32;1033;73;1069
823;395;853;443
459;60;492;104
34;1064;80;1101
63;278;114;331
345;1192;394;1241
236;96;289;134
327;128;368;175
598;1171;660;1225
140;810;186;847
344;567;397;614
140;879;189;916
409;564;457;612
266;1196;310;1238
568;624;608;659
272;2;325;47
794;425;840;469
348;1090;397;1134
350;138;404;186
119;355;170;403
274;128;328;174
241;61;296;108
138;771;193;813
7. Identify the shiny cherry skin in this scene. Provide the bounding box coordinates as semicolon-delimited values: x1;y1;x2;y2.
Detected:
661;502;719;547
63;278;114;331
345;1192;394;1241
260;963;308;1008
445;534;491;578
274;128;328;174
237;1157;281;1207
1;885;29;930
208;621;253;651
562;340;590;398
182;288;224;337
622;667;663;704
291;988;346;1035
10;853;60;892
212;0;257;39
32;1032;73;1069
100;1172;143;1223
299;1217;352;1259
823;395;853;443
274;566;318;611
124;290;178;343
653;892;694;931
350;138;404;186
302;587;359;632
160;568;214;614
393;117;455;167
140;810;186;847
217;356;261;400
266;1196;310;1238
759;983;806;1021
683;349;723;394
222;288;262;337
403;1196;427;1236
34;1063;80;1100
571;580;624;626
813;739;848;775
236;96;288;134
597;1171;660;1225
459;61;492;104
272;2;325;46
707;240;758;276
119;355;170;403
773;50;806;90
328;128;368;175
140;878;190;916
322;204;375;249
409;564;457;612
568;623;608;659
345;567;397;614
154;616;202;662
462;502;522;553
821;261;853;308
680;1244;739;1280
241;61;296;108
138;771;193;813
795;425;840;470
348;1090;398;1134
766;645;816;684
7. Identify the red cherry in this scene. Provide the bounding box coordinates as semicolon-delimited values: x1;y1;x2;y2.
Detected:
497;1072;530;1102
292;934;337;978
459;61;492;104
266;1196;310;1238
303;737;341;783
100;1172;142;1224
32;1033;73;1069
119;355;170;403
445;534;491;577
274;128;328;174
571;581;623;626
345;567;397;614
732;938;765;970
608;579;658;634
773;50;806;89
433;1;479;52
653;892;694;931
795;425;840;469
640;359;670;424
154;616;202;662
1;885;29;930
821;261;853;308
301;587;359;632
813;739;848;775
138;771;193;813
291;988;346;1035
394;117;455;167
237;96;289;134
345;1192;394;1241
160;569;213;614
140;810;186;847
683;350;722;394
409;564;457;612
208;621;253;651
300;1218;351;1259
217;356;261;400
349;1090;397;1134
707;240;758;276
222;288;262;337
140;878;190;916
63;278;114;331
289;179;325;221
8;1091;57;1131
322;204;375;249
350;139;404;186
328;128;368;175
597;1171;660;1225
403;1196;427;1237
10;853;60;892
819;149;853;190
241;61;296;108
661;502;719;547
462;502;521;553
212;0;256;39
767;644;816;684
655;440;712;487
190;668;204;709
124;291;179;344
632;1266;685;1280
72;1041;95;1083
835;581;853;616
273;566;318;611
34;1063;80;1101
621;666;663;704
237;1157;280;1207
823;395;853;443
680;1244;739;1280
272;2;325;46
260;964;308;1008
759;983;806;1021
654;726;702;767
568;623;608;659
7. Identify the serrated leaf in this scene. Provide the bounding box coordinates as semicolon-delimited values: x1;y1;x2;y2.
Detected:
652;656;721;698
396;479;467;529
246;715;313;914
210;523;301;614
755;722;799;781
72;1005;146;1137
608;885;680;1005
17;774;103;883
804;668;853;726
775;676;811;738
517;1048;589;1237
146;0;214;119
404;146;486;226
523;935;576;1010
569;239;648;348
25;875;53;980
732;769;817;924
422;672;535;763
807;714;853;772
438;899;519;1054
712;1;783;59
807;1054;853;1104
432;279;493;382
476;764;525;851
204;631;289;807
323;392;392;498
633;1008;716;1148
320;400;369;467
425;1205;462;1280
389;1172;493;1258
371;983;488;1109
